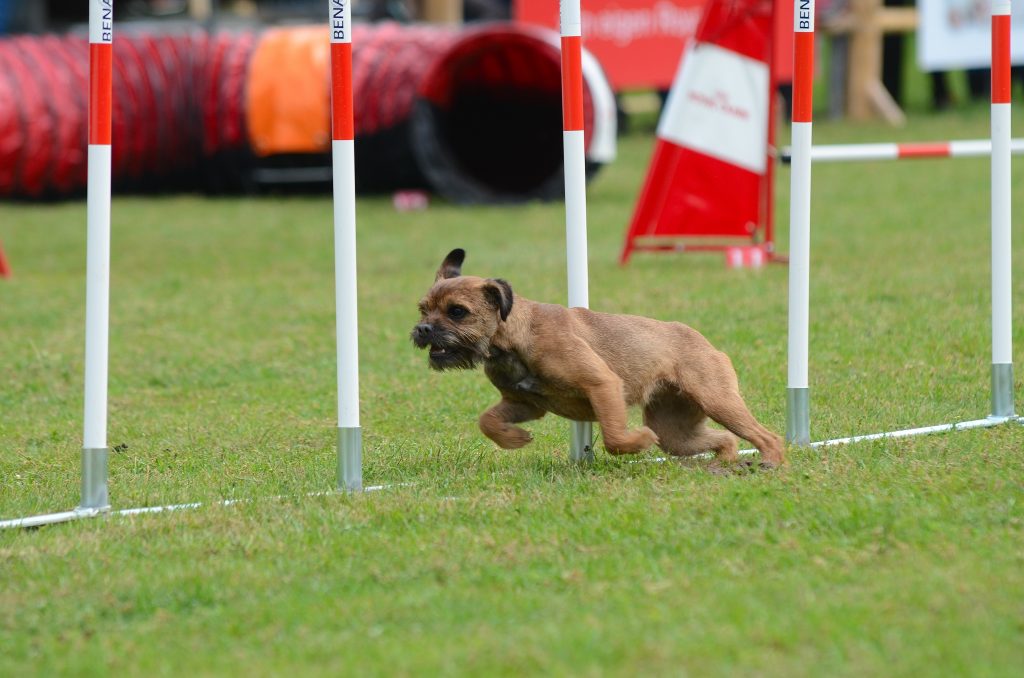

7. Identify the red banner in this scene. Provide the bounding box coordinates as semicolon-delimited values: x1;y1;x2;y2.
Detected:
515;0;792;90
515;0;704;90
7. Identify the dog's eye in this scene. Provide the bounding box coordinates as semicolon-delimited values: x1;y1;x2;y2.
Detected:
448;306;468;320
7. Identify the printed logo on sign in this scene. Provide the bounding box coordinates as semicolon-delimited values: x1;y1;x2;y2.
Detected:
796;0;813;31
332;0;348;42
685;90;750;121
102;0;113;41
90;0;114;43
658;44;769;173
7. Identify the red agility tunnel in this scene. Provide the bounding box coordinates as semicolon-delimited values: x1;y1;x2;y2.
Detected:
0;22;615;202
247;22;616;202
0;30;235;198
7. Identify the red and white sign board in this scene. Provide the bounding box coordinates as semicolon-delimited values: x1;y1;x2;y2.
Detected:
620;0;778;264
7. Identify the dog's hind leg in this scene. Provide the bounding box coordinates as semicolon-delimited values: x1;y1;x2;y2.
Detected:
479;397;546;449
683;355;785;467
643;392;738;461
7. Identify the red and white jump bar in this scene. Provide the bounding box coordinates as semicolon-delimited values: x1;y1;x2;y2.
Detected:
81;0;115;511
780;139;1024;164
329;0;362;491
560;0;593;462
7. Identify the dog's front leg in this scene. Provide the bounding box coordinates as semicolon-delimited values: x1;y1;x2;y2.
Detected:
479;398;546;449
585;376;659;454
543;339;659;455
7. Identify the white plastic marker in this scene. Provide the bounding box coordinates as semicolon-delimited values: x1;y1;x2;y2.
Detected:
329;0;362;490
786;0;815;445
559;0;593;462
990;0;1015;418
82;0;114;510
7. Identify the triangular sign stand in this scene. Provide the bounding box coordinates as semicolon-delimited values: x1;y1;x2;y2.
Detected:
620;0;781;265
0;242;11;279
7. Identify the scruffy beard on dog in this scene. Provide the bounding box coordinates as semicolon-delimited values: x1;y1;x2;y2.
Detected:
412;249;785;467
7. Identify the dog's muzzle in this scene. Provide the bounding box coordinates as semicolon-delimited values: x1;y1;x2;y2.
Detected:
411;322;452;358
411;323;476;370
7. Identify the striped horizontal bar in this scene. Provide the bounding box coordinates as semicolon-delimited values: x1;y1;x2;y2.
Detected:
779;139;1024;164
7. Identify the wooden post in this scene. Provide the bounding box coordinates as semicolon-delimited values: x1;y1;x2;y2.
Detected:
188;0;213;21
421;0;463;24
822;0;917;125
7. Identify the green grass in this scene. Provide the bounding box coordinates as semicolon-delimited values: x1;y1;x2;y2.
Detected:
2;105;1024;676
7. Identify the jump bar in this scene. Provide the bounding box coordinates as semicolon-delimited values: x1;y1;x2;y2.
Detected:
779;139;1024;164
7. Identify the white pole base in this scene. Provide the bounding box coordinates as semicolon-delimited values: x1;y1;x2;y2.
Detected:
337;426;362;492
79;447;110;511
786;387;810;446
570;420;593;463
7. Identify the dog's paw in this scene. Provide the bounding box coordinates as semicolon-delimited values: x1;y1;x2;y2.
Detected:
635;426;660;450
605;426;660;455
496;425;533;450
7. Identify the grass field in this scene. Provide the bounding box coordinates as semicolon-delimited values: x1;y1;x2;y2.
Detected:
3;103;1024;676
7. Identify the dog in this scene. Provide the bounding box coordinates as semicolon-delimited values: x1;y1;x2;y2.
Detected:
411;249;785;467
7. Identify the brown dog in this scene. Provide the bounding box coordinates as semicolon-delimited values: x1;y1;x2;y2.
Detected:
411;249;785;467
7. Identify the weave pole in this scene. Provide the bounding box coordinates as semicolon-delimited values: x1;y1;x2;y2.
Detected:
991;0;1015;419
559;0;594;462
81;0;114;511
786;0;814;445
329;0;362;491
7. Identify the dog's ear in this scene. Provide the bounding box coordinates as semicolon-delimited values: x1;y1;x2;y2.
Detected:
483;278;513;322
435;248;466;281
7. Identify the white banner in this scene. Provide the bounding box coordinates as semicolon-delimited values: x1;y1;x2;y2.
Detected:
658;43;769;174
918;0;1024;71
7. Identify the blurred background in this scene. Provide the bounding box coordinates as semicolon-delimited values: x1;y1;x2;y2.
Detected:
0;0;1021;203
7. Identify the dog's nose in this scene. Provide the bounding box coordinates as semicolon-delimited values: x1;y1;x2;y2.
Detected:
414;323;433;340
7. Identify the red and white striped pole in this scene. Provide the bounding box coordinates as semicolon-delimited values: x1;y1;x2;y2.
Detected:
329;0;362;490
560;0;593;462
81;0;114;511
786;0;815;445
990;0;1014;418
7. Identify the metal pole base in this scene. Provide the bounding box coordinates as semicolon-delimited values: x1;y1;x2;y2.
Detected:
991;363;1015;418
79;447;110;511
337;426;362;492
786;387;810;446
570;420;593;463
